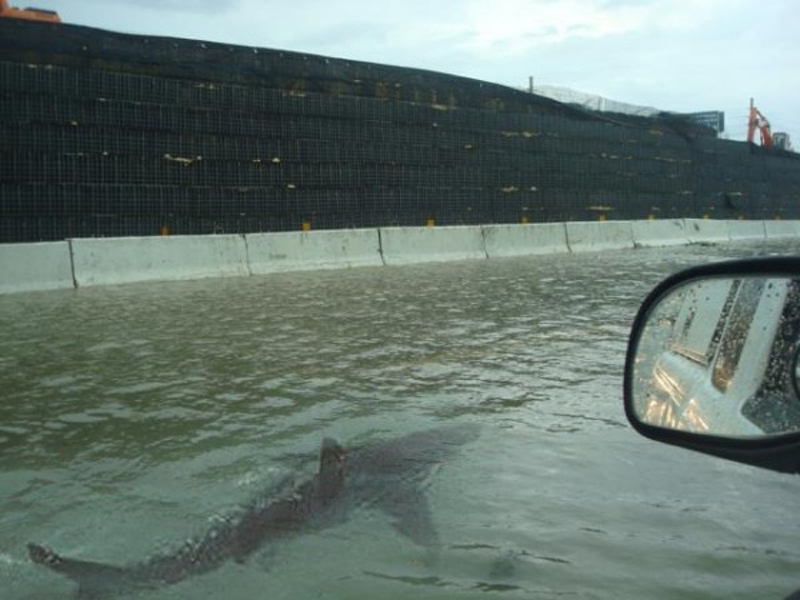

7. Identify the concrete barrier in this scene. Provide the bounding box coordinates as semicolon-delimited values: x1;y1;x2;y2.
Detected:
482;223;569;257
727;220;766;241
5;218;800;294
0;241;74;293
764;220;800;239
379;226;487;265
70;235;249;287
631;219;690;248
683;218;730;244
565;221;634;252
246;229;383;274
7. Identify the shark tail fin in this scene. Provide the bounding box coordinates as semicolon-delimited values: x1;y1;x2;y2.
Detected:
28;542;138;599
28;543;66;570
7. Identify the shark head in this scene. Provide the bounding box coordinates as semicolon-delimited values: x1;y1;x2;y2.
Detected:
318;438;346;500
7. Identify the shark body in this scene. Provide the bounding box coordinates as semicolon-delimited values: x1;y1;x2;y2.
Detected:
28;424;478;598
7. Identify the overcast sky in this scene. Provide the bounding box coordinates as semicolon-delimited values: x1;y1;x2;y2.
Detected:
39;0;799;142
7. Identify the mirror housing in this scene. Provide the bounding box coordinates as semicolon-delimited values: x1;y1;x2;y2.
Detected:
624;257;800;474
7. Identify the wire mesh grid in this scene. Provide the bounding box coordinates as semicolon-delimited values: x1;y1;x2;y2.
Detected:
2;57;800;241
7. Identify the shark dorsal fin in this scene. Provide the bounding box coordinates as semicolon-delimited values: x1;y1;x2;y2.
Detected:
319;438;344;475
318;438;345;499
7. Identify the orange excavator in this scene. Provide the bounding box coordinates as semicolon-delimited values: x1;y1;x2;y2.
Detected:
747;98;774;149
0;0;60;22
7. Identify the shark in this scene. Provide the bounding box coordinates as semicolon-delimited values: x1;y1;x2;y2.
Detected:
27;424;479;599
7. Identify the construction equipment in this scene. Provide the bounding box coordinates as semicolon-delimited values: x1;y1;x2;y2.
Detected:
773;132;793;152
0;0;60;23
747;98;774;148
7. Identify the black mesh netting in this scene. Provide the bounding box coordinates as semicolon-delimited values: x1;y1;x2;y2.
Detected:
2;19;799;242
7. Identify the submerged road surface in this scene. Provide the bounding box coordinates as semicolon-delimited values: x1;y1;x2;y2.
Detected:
1;240;798;599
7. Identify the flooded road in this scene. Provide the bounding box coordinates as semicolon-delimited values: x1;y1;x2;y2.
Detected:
1;241;798;599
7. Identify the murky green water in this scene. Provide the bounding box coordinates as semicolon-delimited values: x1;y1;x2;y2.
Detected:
1;241;799;599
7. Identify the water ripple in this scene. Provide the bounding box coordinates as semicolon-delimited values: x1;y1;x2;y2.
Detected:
2;241;799;599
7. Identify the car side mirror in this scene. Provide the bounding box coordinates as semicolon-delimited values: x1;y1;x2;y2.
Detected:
624;257;800;473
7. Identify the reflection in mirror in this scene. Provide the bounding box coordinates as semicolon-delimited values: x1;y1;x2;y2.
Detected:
794;346;800;400
631;275;800;439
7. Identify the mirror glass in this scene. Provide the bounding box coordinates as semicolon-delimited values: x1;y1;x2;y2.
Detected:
630;275;800;439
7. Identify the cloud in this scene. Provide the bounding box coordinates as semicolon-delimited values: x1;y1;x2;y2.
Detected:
75;0;240;15
457;0;646;53
425;0;736;59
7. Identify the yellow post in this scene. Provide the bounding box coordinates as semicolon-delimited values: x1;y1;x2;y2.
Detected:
301;221;312;231
598;214;607;222
520;215;529;224
426;218;435;227
159;224;170;236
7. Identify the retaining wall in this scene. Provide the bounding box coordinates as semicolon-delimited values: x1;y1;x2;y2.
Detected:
728;220;766;241
3;220;800;294
379;226;487;265
246;230;383;274
5;20;800;244
632;219;690;247
684;218;731;244
566;221;635;252
764;220;800;239
483;223;569;257
70;235;249;287
0;241;73;294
